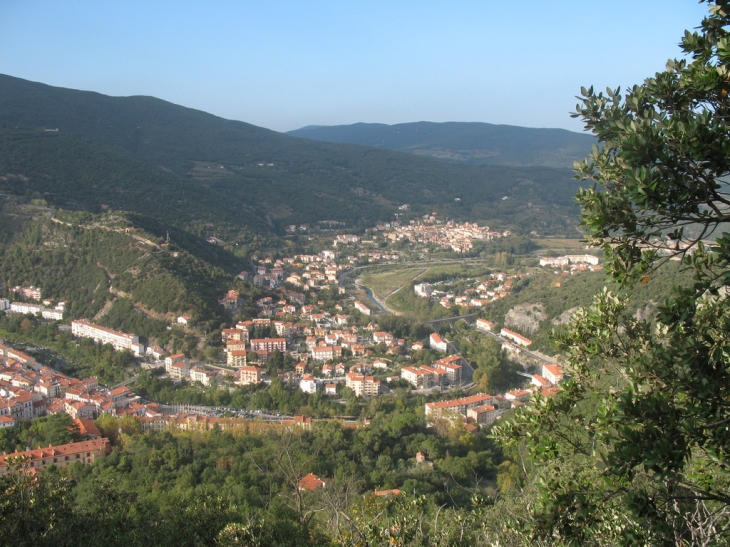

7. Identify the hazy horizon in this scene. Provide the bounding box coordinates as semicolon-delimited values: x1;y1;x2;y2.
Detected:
0;1;708;133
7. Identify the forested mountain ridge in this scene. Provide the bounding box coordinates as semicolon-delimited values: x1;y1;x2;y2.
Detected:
0;75;585;236
288;121;596;168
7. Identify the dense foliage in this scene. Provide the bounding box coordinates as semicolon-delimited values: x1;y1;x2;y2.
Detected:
0;404;501;546
0;205;232;329
491;3;730;544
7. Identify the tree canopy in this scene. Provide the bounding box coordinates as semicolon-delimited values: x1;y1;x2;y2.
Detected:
493;2;730;545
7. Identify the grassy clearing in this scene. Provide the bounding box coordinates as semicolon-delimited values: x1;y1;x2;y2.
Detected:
360;267;427;300
530;238;590;254
359;260;495;302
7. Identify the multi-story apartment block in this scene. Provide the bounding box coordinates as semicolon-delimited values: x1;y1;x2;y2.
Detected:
310;345;342;362
41;309;64;321
226;339;247;354
167;361;191;380
222;328;245;342
401;366;438;389
0;438;111;476
71;320;139;352
250;338;286;353
541;363;564;385
345;372;380;397
227;350;248;367
190;366;216;387
2;392;34;421
424;393;498;422
353;300;371;315
165;353;186;368
10;302;44;315
431;355;463;384
466;404;498;426
238;365;263;386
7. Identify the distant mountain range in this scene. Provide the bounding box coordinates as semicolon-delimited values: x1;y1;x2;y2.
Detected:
0;74;586;240
288;121;595;168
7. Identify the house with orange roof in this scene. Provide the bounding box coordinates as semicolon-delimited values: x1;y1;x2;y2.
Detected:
500;328;532;347
227;350;247;367
238;365;263;386
64;400;96;420
109;385;135;407
297;472;331;491
429;333;448;352
350;344;367;357
374;489;401;498
531;374;551;388
72;417;101;439
475;318;495;333
542;363;564;385
299;374;317;394
505;389;532;402
466;404;499;426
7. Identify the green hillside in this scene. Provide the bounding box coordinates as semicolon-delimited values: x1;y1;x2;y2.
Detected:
0;75;585;236
288;121;596;168
0;202;234;334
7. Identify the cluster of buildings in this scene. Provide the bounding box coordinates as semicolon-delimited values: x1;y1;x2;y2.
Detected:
12;285;42;301
296;357;385;397
1;286;67;321
400;354;463;390
477;315;537;354
414;272;520;309
378;218;507;253
539;254;602;273
283;324;462;397
0;341;161;428
424;362;565;429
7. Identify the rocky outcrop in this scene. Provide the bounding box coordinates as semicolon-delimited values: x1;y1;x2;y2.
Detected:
504;303;547;335
552;307;580;326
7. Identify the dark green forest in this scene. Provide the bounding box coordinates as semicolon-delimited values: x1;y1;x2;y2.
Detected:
0;75;586;236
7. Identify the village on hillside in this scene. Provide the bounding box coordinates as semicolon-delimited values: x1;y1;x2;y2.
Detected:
0;215;591;468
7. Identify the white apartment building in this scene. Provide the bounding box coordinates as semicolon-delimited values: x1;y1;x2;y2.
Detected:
10;302;44;315
71;320;139;352
345;372;381;397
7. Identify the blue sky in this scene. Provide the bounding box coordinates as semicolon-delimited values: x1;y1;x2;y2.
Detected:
0;1;709;133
